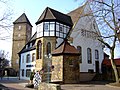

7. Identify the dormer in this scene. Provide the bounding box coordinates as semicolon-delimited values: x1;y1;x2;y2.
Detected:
35;7;73;39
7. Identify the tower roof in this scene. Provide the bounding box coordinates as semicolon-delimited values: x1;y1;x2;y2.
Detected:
13;13;32;27
52;40;79;55
36;7;73;26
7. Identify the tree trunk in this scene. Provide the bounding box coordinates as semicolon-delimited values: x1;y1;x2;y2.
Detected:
110;50;119;83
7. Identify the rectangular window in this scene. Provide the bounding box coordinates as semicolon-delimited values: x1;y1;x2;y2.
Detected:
63;25;66;33
44;22;49;32
50;32;54;36
60;33;63;38
59;25;63;32
56;32;59;37
56;24;59;31
50;22;55;30
44;32;49;36
22;56;24;63
66;26;70;33
26;69;31;77
64;34;66;38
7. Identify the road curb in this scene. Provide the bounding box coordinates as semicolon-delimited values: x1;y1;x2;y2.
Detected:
106;84;120;89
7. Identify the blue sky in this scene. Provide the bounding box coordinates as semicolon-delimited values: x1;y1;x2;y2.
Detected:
0;0;85;59
12;0;84;31
0;0;120;59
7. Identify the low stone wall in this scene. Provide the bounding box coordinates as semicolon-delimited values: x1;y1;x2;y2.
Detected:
38;83;61;90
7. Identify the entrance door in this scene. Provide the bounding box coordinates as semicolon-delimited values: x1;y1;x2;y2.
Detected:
95;61;99;73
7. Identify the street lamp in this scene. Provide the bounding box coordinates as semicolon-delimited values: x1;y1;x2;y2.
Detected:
44;54;52;83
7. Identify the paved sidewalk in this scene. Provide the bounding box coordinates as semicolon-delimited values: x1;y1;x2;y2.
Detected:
0;77;34;90
0;77;120;90
61;81;120;90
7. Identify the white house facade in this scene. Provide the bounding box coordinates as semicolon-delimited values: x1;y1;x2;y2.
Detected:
68;2;104;81
19;35;36;80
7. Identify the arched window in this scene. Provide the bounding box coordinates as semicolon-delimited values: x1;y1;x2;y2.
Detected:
26;54;30;63
95;50;99;59
46;42;51;56
32;53;35;62
37;40;42;59
87;48;92;64
77;46;82;63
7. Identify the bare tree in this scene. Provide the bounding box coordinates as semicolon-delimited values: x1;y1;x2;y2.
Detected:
0;50;9;68
75;0;120;83
0;0;13;40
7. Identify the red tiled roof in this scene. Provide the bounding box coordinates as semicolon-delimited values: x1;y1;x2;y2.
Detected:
52;40;79;55
102;58;120;66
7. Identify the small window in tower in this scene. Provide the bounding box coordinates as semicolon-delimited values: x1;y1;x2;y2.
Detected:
18;34;21;37
19;26;21;30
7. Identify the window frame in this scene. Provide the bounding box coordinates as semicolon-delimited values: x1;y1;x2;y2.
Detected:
37;40;42;59
77;46;82;63
95;50;99;59
46;42;51;56
32;53;35;62
43;22;55;36
26;54;30;63
22;56;24;63
26;69;31;77
87;48;92;64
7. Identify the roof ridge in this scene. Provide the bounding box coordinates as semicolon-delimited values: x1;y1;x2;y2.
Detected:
47;7;56;19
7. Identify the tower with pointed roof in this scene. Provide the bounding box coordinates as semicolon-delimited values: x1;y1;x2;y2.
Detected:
35;7;73;72
11;13;32;71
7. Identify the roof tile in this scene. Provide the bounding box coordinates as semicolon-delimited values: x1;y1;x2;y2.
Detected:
52;40;79;55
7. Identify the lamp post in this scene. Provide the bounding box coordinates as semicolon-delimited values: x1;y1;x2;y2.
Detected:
44;54;51;83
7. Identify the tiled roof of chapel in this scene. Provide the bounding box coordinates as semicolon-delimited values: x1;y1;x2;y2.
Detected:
52;40;80;55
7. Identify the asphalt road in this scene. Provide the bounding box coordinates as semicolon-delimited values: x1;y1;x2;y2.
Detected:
0;77;120;90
